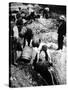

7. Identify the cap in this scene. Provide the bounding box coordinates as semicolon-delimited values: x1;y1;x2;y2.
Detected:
59;15;66;21
45;7;49;12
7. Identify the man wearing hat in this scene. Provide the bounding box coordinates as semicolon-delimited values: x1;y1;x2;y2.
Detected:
57;15;66;50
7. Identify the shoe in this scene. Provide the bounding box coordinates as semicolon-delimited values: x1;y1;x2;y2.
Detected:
57;48;62;50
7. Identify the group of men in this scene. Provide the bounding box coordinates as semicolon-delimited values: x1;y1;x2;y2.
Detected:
9;5;66;66
9;5;66;85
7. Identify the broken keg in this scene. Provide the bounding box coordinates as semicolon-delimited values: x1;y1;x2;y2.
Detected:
21;46;33;63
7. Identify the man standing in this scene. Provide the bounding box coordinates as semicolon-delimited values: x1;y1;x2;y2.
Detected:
57;15;66;50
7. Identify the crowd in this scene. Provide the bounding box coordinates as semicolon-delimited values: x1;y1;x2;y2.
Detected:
9;5;51;65
9;4;66;85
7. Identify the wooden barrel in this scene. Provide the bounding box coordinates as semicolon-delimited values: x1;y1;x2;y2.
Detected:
22;46;33;60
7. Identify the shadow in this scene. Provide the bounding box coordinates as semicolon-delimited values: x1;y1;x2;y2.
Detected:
4;83;9;87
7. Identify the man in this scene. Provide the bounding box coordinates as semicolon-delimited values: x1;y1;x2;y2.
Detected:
16;17;23;32
16;7;23;32
57;15;66;50
19;27;33;47
40;7;50;19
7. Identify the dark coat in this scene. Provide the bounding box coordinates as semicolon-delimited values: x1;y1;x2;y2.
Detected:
58;21;66;36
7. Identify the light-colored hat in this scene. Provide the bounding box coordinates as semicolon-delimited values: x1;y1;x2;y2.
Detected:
45;7;49;11
59;15;66;21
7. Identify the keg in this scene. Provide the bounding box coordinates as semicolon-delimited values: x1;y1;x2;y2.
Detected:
22;46;33;61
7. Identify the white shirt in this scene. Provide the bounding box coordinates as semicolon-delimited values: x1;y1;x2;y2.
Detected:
13;25;19;39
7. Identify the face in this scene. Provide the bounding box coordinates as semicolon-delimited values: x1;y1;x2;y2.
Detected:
39;51;46;63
